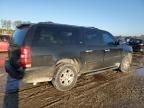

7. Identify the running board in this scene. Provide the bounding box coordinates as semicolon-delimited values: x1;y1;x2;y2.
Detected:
83;66;118;76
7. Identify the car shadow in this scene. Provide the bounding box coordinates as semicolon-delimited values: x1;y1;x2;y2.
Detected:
3;75;19;108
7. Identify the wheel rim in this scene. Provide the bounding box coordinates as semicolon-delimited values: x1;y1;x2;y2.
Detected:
60;68;74;86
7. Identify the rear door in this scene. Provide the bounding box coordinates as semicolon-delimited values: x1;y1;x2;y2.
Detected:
31;25;82;67
31;25;59;67
83;29;104;71
102;31;122;67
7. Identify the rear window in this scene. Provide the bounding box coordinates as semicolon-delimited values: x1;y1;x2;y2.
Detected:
11;28;29;45
0;35;10;42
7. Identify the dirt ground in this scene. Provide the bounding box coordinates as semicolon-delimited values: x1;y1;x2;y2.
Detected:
0;53;143;108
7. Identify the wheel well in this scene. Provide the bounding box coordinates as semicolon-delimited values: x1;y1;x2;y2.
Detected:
56;58;81;73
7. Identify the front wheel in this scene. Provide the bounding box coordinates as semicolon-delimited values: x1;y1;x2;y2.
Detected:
52;63;78;91
119;53;132;73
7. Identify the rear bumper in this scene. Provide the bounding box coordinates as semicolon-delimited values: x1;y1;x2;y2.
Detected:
0;49;8;52
5;60;54;83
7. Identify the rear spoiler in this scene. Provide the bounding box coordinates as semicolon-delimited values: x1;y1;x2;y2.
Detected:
16;23;34;29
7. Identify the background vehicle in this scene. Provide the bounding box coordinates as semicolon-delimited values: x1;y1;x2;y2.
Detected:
0;34;10;52
5;22;133;91
128;38;144;53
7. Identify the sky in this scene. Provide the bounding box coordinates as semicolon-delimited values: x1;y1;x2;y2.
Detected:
0;0;144;36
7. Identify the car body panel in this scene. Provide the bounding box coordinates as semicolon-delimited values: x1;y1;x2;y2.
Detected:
103;45;122;67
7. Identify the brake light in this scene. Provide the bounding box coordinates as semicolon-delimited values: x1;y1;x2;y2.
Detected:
19;47;31;68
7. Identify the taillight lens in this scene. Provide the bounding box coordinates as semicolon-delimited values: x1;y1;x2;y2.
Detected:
19;47;31;68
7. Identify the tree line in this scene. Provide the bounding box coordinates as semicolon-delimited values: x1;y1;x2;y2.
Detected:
0;19;30;35
0;19;143;39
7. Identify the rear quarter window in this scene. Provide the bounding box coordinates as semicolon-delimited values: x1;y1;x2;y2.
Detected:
11;28;29;45
32;26;81;46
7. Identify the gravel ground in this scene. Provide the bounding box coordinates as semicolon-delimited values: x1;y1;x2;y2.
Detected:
0;53;143;108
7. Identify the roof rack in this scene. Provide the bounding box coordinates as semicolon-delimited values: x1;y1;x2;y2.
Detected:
89;27;97;29
38;21;54;24
38;22;97;29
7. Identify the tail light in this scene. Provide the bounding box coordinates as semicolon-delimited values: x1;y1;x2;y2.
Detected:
19;46;31;68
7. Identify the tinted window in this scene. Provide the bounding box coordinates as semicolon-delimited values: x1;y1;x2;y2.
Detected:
85;30;102;46
33;26;80;46
0;35;10;42
12;28;29;45
102;32;115;45
129;38;135;43
129;39;143;44
135;39;142;44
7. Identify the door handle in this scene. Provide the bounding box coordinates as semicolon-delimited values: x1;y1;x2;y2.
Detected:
105;49;110;52
85;50;93;53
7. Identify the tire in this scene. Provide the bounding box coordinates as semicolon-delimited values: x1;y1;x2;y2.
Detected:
120;53;132;73
52;63;78;91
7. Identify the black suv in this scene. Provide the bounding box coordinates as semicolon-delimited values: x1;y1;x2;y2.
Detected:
128;38;144;53
5;22;133;91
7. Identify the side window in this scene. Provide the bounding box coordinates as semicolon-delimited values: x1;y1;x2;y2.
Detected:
33;26;80;46
102;32;115;45
85;30;102;46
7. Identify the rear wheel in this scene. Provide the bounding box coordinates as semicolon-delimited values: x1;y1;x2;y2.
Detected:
52;63;78;91
120;53;132;73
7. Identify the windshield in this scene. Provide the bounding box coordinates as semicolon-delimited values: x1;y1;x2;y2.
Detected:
11;28;29;45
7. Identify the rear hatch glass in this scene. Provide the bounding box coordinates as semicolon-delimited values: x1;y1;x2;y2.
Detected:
11;28;29;45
